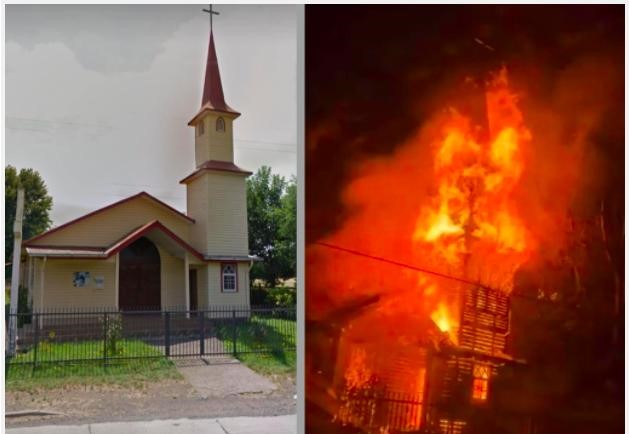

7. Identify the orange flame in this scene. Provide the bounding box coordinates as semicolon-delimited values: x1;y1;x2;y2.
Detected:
412;67;536;332
308;65;591;432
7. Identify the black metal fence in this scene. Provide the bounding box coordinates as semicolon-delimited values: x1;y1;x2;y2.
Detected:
5;305;295;370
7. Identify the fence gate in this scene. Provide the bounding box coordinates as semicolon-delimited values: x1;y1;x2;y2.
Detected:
5;306;296;372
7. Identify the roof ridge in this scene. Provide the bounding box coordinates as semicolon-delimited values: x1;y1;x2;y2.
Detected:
24;193;194;246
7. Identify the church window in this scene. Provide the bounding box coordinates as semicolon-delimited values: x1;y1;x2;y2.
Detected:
216;117;226;132
471;363;490;401
221;263;237;292
197;121;205;136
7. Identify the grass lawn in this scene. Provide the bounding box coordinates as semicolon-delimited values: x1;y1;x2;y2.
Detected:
216;316;296;377
6;339;180;391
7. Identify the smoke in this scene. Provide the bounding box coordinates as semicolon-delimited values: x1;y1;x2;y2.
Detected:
306;54;621;322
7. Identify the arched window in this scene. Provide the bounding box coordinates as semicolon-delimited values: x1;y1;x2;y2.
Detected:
221;263;237;292
196;121;205;136
216;117;226;132
472;363;490;401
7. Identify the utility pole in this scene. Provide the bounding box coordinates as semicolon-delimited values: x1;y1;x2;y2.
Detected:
8;188;25;356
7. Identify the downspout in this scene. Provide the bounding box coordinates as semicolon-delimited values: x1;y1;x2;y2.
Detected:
248;259;254;307
184;253;190;317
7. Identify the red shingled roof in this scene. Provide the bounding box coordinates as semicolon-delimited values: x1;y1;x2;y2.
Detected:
188;31;240;125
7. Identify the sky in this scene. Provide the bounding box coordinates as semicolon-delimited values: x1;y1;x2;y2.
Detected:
5;4;297;226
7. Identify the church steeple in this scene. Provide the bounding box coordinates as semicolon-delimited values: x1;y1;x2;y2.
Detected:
182;7;250;259
188;15;241;167
201;31;237;115
189;28;240;125
199;30;239;116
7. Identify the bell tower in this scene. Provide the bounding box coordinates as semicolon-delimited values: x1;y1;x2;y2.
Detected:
188;29;240;167
181;19;251;258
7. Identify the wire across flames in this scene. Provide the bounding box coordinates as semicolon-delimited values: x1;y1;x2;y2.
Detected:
329;67;539;433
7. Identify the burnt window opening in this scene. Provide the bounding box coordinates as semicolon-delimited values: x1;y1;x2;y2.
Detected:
439;418;467;434
216;117;226;132
471;363;490;401
476;287;488;309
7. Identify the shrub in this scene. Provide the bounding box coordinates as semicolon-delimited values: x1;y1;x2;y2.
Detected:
5;285;32;327
101;314;123;356
267;287;296;307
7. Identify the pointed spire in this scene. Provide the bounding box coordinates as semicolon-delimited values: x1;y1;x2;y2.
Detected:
200;30;238;114
202;31;223;108
188;22;239;126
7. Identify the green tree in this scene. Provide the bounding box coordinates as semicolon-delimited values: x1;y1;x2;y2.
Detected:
5;166;53;266
278;177;297;273
247;167;296;287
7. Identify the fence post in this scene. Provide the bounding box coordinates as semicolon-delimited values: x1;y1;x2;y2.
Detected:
102;312;108;368
165;311;171;357
32;313;39;374
231;308;237;356
199;311;205;356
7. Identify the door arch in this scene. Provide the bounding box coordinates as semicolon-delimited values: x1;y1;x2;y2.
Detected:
119;237;161;310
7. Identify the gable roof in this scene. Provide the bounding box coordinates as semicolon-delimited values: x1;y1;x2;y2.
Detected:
25;220;203;260
25;220;260;263
23;192;194;246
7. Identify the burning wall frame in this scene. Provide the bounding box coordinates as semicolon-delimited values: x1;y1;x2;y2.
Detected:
308;284;529;434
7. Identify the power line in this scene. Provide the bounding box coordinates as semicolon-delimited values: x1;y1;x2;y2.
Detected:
236;138;296;148
315;241;494;290
314;241;564;306
7;121;297;153
235;145;296;154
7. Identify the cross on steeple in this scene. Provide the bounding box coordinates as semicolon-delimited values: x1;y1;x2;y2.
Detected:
202;4;220;33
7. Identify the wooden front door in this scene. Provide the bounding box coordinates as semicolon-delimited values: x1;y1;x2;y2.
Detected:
189;269;198;311
119;237;161;310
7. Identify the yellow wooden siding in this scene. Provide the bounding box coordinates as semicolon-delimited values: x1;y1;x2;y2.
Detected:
29;196;190;248
158;247;186;308
205;172;249;256
31;258;42;311
195;117;208;167
185;172;249;256
194;112;234;166
186;177;210;254
206;261;250;307
32;258;116;311
197;264;209;308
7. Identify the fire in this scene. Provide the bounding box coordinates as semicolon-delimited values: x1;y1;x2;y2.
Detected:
430;302;455;338
409;68;536;331
307;64;590;432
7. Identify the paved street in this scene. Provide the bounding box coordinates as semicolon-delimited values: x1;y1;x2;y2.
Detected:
6;414;296;434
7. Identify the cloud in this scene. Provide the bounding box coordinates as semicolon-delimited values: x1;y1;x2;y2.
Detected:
6;5;297;225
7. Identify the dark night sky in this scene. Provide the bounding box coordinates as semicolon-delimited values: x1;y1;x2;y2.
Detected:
306;5;624;242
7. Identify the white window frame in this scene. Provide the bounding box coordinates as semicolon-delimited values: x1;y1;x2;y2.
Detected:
221;263;237;293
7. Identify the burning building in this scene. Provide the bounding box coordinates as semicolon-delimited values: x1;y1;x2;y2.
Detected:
306;5;623;434
307;68;536;434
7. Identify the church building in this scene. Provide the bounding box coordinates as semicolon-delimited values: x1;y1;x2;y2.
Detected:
20;26;256;312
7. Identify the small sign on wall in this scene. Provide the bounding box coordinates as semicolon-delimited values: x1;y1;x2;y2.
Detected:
94;275;105;289
73;271;91;288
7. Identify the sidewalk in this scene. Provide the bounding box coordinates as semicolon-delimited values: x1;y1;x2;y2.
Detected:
6;414;296;434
